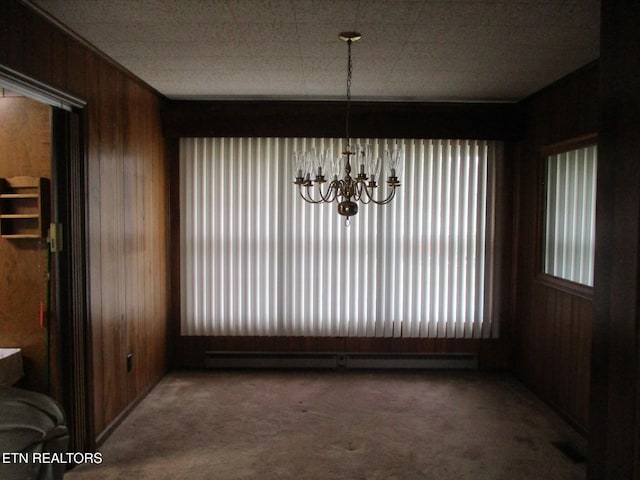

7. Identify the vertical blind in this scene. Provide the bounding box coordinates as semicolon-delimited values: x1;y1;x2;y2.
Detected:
180;138;498;338
544;144;597;286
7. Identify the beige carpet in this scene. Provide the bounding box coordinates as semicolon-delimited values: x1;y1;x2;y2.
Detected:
67;370;585;480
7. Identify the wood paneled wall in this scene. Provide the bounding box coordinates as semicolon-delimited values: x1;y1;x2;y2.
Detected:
0;1;170;442
0;96;52;393
512;62;598;431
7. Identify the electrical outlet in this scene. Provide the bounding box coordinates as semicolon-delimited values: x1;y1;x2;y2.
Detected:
127;353;133;372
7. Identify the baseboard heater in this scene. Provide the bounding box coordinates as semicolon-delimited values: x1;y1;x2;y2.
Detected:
204;352;478;370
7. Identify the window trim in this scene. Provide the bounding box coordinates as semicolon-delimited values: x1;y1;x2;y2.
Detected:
536;133;598;297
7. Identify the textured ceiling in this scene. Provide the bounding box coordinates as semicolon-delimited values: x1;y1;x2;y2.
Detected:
31;0;600;102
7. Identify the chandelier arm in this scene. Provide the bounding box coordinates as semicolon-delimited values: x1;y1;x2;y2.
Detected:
298;185;325;204
317;180;340;203
358;184;376;204
360;184;399;205
301;181;344;204
352;181;367;203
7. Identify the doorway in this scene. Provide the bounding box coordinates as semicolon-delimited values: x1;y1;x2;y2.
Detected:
0;68;92;452
0;93;53;393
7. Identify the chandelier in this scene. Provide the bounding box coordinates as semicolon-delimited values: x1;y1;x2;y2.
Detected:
292;32;403;226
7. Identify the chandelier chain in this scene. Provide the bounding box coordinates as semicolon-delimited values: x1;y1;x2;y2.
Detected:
346;38;352;146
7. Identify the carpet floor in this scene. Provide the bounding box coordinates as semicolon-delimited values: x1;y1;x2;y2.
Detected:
66;370;586;480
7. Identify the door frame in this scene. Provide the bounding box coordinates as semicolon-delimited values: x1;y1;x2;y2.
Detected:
1;64;93;452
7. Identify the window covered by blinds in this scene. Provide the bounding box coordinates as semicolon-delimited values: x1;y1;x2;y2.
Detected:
180;138;499;338
544;144;597;286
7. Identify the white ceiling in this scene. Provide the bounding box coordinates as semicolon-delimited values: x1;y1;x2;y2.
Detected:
31;0;600;102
